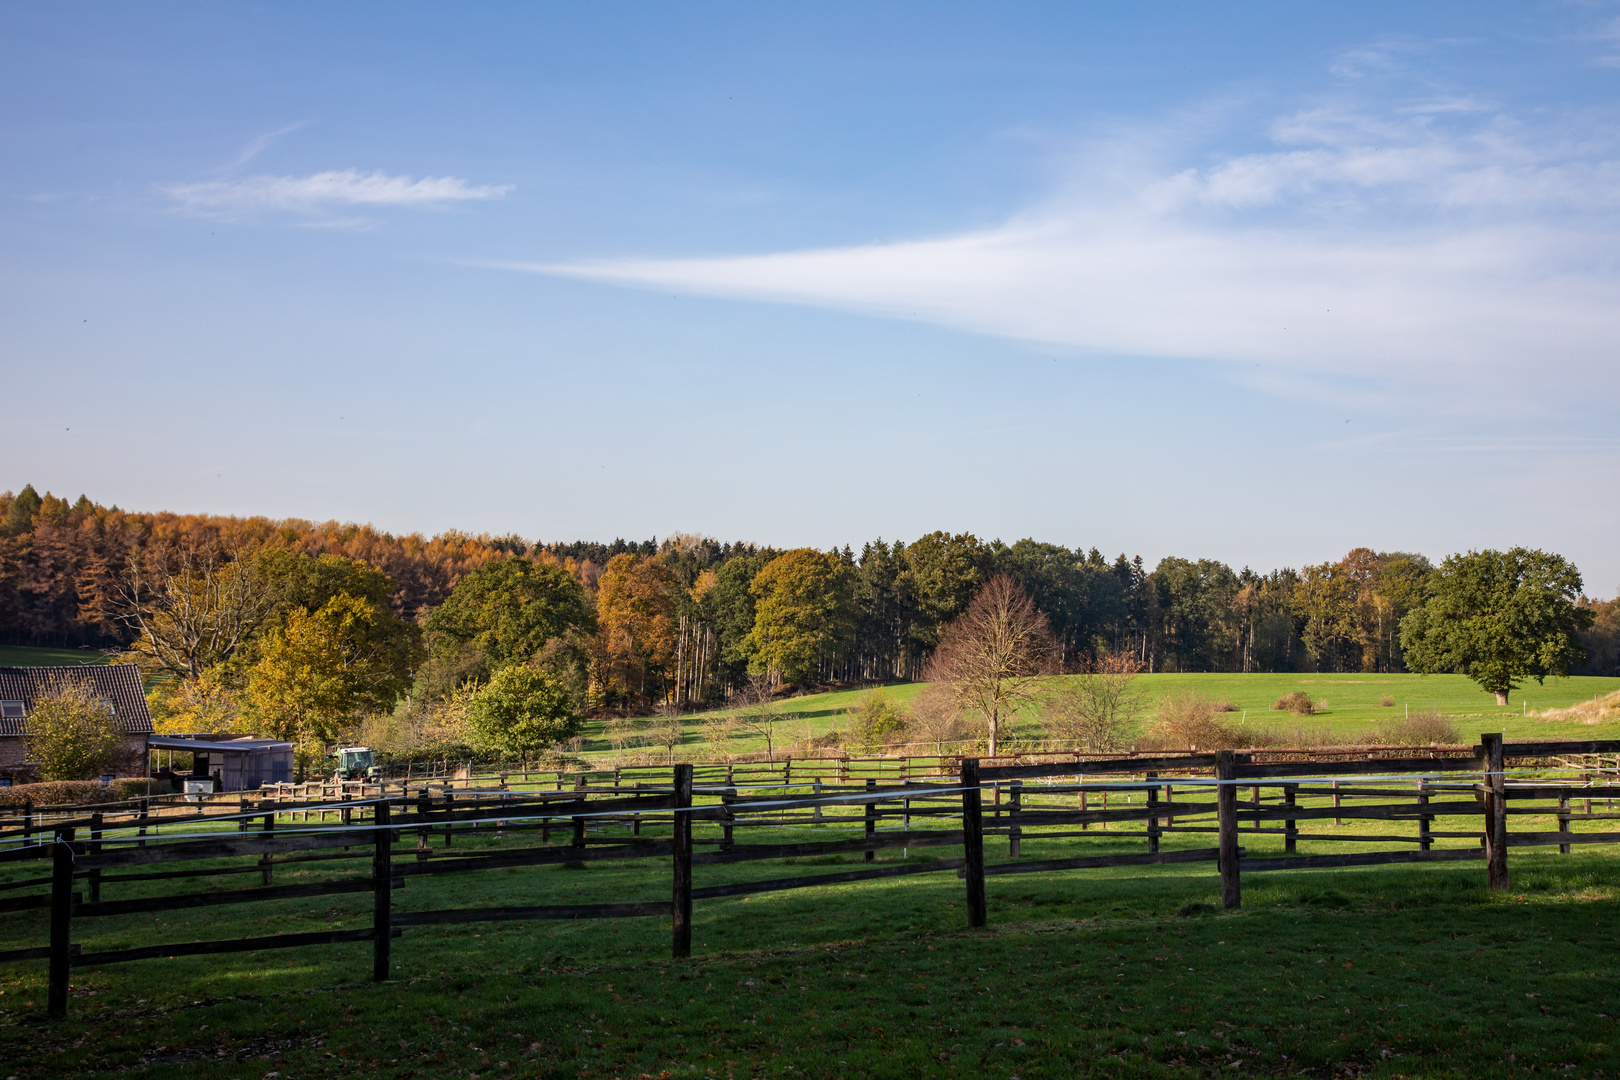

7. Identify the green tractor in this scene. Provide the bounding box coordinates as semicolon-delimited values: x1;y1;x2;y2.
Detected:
333;745;380;782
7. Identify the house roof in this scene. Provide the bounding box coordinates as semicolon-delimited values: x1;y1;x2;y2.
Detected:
0;665;154;737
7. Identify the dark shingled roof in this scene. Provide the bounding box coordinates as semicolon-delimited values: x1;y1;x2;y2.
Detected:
0;665;153;737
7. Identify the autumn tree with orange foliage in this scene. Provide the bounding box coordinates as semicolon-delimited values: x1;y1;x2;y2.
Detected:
594;554;677;707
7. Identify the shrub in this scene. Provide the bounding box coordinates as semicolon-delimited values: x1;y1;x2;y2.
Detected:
808;729;842;749
1532;690;1620;725
26;678;128;781
1211;699;1239;713
1043;655;1143;753
1142;693;1278;751
110;778;159;800
1374;710;1460;746
1273;692;1315;716
847;688;908;749
0;780;128;808
1380;696;1396;708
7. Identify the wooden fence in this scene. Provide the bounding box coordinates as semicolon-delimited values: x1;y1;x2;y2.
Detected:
3;734;1618;1019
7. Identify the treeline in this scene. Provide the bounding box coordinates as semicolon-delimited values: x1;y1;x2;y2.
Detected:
2;484;1616;717
0;484;504;647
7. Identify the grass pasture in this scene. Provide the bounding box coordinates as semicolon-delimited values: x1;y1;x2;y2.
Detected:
577;673;1620;762
3;773;1619;1079
0;643;110;667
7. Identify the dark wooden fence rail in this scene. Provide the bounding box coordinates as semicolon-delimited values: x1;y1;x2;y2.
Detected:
4;734;1618;1019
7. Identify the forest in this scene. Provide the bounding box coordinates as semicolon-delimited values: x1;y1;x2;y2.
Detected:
1;482;1616;732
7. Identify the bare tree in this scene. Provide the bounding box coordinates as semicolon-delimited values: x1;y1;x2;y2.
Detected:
700;712;736;761
1042;651;1143;752
116;547;280;681
924;574;1057;757
908;681;971;756
735;672;786;761
650;704;685;764
604;716;643;754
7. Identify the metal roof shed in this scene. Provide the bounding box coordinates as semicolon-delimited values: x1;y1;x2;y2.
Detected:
148;735;295;791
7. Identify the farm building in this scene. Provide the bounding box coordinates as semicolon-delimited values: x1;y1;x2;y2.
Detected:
0;664;154;785
148;733;295;791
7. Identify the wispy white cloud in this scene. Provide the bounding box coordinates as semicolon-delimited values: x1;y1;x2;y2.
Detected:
163;168;511;219
514;94;1620;396
225;122;308;170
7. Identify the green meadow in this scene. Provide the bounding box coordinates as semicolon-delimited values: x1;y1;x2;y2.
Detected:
577;673;1620;761
0;644;109;667
2;781;1618;1078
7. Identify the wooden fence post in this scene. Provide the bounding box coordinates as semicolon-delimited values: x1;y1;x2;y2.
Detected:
1283;784;1297;855
1008;780;1022;858
672;764;694;959
721;781;735;852
1558;788;1571;855
1418;780;1432;852
1146;772;1159;854
48;826;75;1019
1332;781;1341;826
443;790;454;848
22;800;33;848
1251;785;1262;831
572;774;589;850
373;800;392;982
137;795;148;849
88;813;103;903
1216;751;1240;910
1482;733;1509;891
261;806;276;885
960;758;987;929
865;778;877;862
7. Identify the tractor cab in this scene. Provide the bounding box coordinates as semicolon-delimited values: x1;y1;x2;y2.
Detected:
334;746;379;781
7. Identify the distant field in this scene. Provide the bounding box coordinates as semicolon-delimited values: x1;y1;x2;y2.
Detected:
577;671;1620;760
0;643;110;667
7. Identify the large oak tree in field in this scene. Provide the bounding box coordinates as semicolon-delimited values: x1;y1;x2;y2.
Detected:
925;573;1057;757
1399;547;1592;704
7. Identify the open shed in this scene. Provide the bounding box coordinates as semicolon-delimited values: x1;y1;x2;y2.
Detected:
148;734;295;791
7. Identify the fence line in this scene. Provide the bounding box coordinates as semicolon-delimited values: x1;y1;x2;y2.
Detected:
2;734;1618;1018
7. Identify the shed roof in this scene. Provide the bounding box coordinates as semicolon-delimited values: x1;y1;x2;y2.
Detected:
0;665;154;737
148;734;293;753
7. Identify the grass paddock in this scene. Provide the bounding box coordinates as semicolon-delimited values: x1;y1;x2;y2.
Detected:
3;794;1618;1079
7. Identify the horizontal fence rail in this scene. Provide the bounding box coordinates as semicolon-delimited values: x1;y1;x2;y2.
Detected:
2;735;1618;1018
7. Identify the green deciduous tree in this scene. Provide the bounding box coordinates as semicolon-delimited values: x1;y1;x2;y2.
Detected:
1400;547;1593;704
423;557;594;682
26;677;127;780
745;549;857;687
246;592;415;745
467;665;583;760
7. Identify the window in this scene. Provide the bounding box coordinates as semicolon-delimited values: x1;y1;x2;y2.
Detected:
0;701;24;719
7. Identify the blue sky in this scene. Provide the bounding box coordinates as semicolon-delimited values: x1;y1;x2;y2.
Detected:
3;2;1618;593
